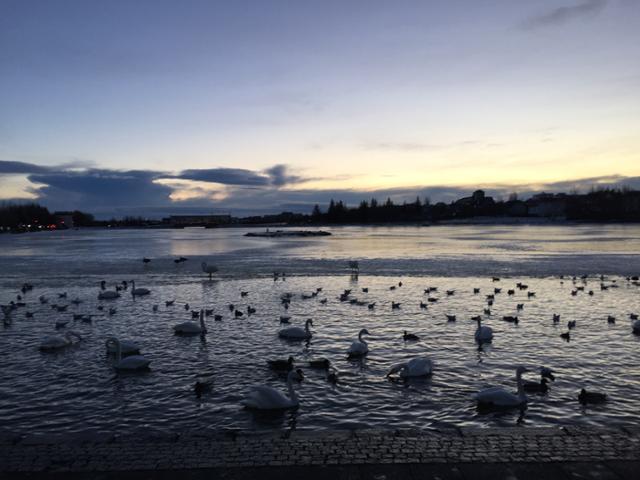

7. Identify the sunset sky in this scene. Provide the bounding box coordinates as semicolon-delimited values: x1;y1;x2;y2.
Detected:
1;0;639;217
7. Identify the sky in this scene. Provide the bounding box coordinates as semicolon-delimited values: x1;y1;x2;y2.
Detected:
0;0;639;218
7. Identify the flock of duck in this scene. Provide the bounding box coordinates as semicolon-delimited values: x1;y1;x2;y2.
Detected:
2;265;639;414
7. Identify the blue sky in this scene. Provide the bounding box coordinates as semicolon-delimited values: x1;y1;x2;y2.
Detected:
1;0;639;217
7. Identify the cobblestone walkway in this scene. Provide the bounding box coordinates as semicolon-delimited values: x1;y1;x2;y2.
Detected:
1;426;640;473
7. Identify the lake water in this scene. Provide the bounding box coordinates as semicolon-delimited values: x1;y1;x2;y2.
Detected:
1;225;639;435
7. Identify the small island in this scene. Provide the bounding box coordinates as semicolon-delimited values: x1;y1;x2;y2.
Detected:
244;229;331;238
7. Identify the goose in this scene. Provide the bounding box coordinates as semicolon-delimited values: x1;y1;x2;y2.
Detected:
39;331;82;351
107;337;150;371
578;388;607;404
106;338;140;355
347;328;370;358
473;366;528;408
130;280;150;297
174;309;206;335
242;369;304;410
387;357;433;378
403;331;419;341
267;356;294;371
98;290;120;300
279;319;313;340
201;262;218;280
474;318;493;343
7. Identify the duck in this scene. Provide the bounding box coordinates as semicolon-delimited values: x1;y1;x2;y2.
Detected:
174;309;206;335
523;367;555;393
194;375;213;398
39;331;82;351
607;315;616;324
567;320;576;329
242;369;304;410
386;357;433;378
106;338;140;356
278;319;313;340
473;366;528;408
578;388;607;405
553;314;560;323
403;331;419;341
107;337;150;371
474;318;493;343
446;314;456;322
130;280;150;297
632;319;640;334
347;328;370;358
560;331;571;341
308;358;331;369
201;262;218;280
267;356;294;371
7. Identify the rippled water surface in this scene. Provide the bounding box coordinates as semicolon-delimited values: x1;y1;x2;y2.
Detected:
1;225;639;434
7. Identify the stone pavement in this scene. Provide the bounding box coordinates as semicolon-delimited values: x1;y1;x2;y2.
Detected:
2;426;640;478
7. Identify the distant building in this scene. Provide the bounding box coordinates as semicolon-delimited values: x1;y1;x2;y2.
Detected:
505;200;528;216
167;214;231;227
54;211;74;228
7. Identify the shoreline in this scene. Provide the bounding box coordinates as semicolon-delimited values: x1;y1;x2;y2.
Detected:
2;426;639;474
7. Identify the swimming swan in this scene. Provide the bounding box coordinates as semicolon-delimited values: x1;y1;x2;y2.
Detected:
473;366;528;408
39;331;82;351
130;280;151;297
107;336;150;371
387;357;433;378
242;369;304;410
174;309;206;335
347;328;370;358
106;338;140;355
474;317;493;342
279;319;313;340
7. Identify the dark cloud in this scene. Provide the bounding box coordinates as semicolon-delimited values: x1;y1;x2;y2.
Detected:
177;168;270;186
0;160;51;174
522;0;607;29
176;164;302;187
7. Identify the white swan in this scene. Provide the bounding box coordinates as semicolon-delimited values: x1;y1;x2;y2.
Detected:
347;328;370;357
387;357;433;378
201;262;218;280
174;309;207;335
130;280;150;297
98;290;120;300
279;318;313;340
39;331;82;351
473;366;528;408
242;369;304;410
107;336;150;371
474;317;493;342
106;338;140;355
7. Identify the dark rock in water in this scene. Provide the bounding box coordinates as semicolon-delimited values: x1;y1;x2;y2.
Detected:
244;230;331;238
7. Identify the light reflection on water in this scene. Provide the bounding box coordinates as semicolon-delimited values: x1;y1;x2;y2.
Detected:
1;273;639;435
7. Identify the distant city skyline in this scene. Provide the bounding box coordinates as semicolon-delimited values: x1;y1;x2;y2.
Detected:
1;0;639;217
